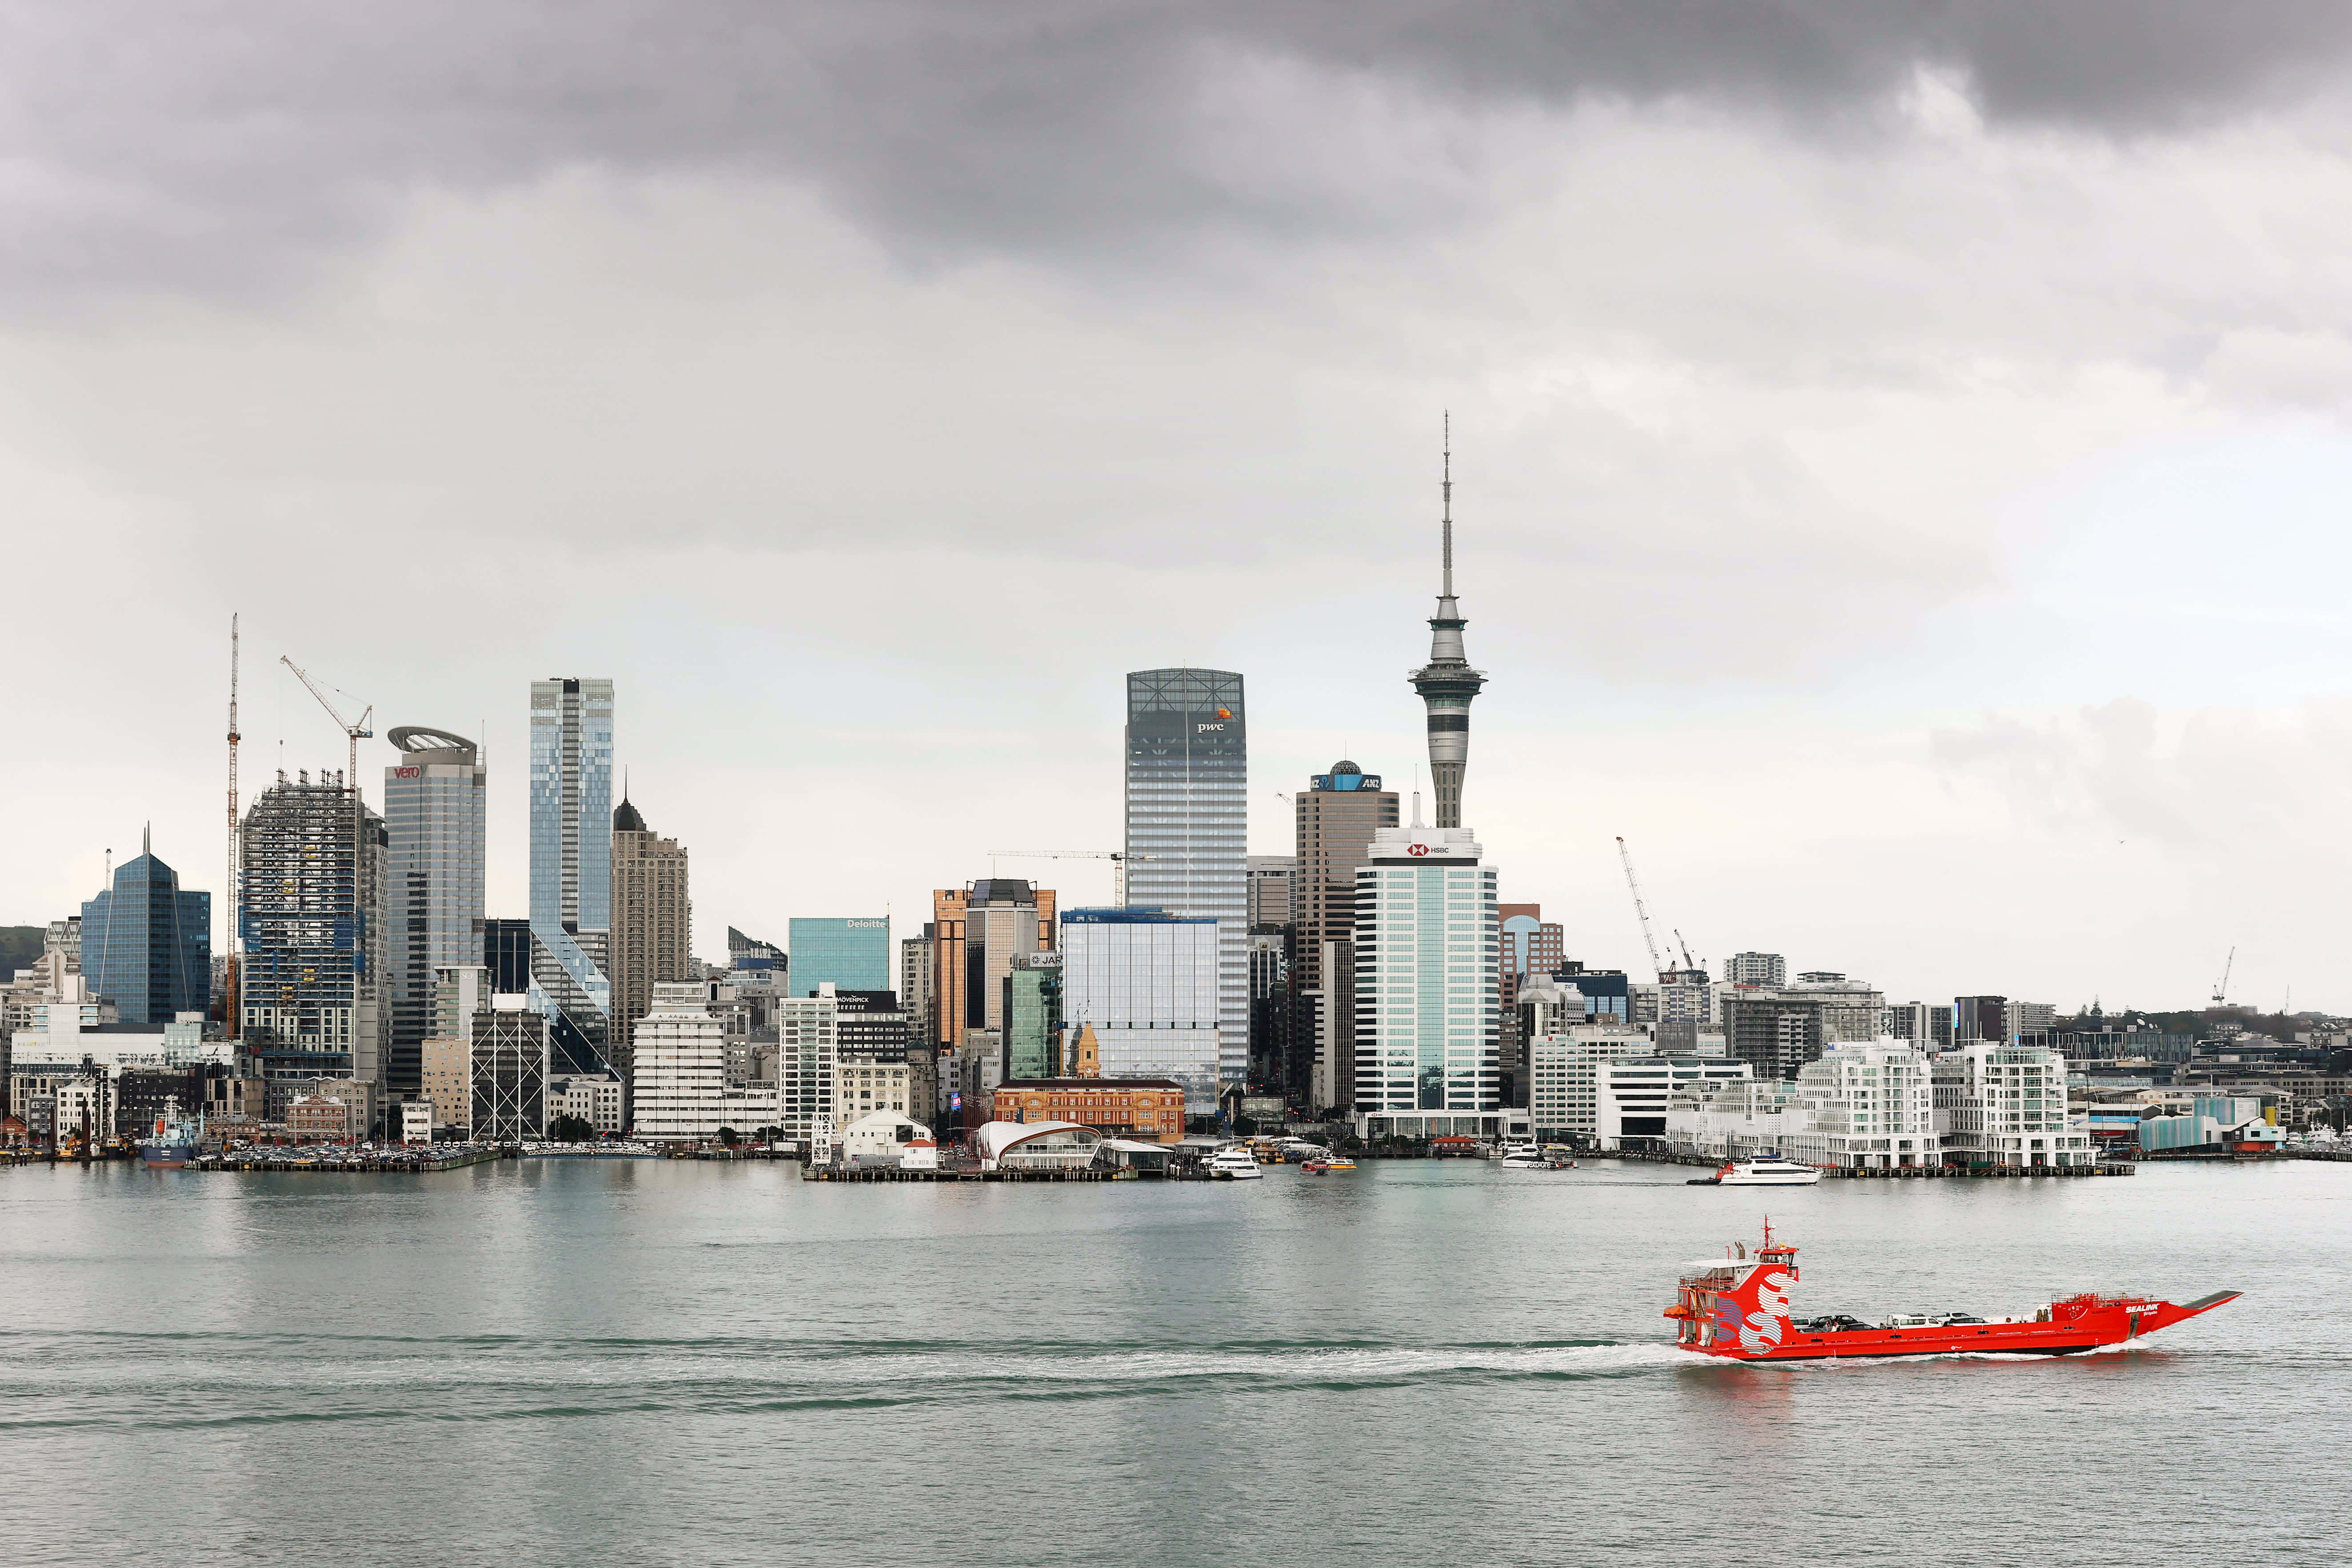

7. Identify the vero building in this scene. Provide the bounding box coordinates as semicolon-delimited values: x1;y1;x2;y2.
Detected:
1351;818;1501;1139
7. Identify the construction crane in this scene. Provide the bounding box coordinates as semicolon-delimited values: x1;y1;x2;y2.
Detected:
1615;835;1670;982
987;849;1156;907
225;615;241;1042
282;656;375;928
1672;927;1699;976
2211;946;2235;1006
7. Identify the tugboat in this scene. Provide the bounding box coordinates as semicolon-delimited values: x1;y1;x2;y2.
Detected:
1665;1222;2240;1360
140;1097;202;1168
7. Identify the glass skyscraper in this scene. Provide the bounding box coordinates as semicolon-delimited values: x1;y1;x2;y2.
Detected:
529;678;613;1066
80;828;210;1025
1352;821;1499;1123
1123;668;1246;1088
383;726;485;1096
1060;907;1222;1113
788;916;890;996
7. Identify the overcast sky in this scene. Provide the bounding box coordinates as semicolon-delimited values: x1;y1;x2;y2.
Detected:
10;1;2352;1013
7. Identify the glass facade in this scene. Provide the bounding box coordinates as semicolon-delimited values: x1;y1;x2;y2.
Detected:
1123;668;1246;1087
1061;907;1222;1112
529;678;613;1061
788;917;890;996
239;774;385;1099
1002;954;1063;1080
383;729;485;1096
1351;827;1499;1114
80;839;209;1025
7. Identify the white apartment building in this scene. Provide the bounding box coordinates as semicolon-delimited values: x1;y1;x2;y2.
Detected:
400;1100;433;1145
1592;1056;1754;1150
1351;821;1500;1138
632;981;729;1140
778;985;841;1140
1668;1038;1939;1170
1528;1024;1655;1144
1934;1040;2096;1168
836;1056;914;1125
549;1072;626;1136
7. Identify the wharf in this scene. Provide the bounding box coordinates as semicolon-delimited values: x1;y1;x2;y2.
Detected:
192;1148;504;1174
799;1165;1130;1183
1603;1149;2133;1178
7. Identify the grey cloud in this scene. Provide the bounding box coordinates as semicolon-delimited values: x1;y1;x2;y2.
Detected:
8;1;2352;302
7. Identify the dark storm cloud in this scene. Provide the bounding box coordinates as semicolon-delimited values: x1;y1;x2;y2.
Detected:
7;0;2352;298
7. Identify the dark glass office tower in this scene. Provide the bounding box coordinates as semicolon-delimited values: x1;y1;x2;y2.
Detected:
383;726;485;1096
529;678;613;1064
80;827;210;1025
1123;668;1246;1088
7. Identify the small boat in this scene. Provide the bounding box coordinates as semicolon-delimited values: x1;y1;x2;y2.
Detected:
1206;1145;1264;1180
1704;1156;1821;1187
1498;1144;1563;1170
1667;1222;2240;1360
1302;1156;1357;1174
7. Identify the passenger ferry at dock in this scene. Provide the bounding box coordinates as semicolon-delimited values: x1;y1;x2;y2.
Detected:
1665;1223;2240;1360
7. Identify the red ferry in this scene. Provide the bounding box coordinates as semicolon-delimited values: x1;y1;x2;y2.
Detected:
1666;1222;2240;1361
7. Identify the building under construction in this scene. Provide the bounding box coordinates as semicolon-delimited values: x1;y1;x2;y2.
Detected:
238;769;387;1116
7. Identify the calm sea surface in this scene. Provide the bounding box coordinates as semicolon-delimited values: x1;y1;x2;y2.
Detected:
1;1156;2345;1566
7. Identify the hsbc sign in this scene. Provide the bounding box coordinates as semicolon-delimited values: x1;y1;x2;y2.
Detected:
1407;844;1430;857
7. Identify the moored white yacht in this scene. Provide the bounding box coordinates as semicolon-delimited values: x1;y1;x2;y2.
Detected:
1206;1145;1264;1180
1709;1155;1822;1186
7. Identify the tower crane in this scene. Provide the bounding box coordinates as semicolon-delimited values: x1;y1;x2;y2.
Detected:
986;849;1156;908
1615;835;1671;983
2211;947;2235;1006
282;656;375;920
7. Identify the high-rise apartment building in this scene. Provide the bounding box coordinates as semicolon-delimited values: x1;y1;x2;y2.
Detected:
632;981;728;1140
1291;761;1398;1116
239;770;387;1109
529;677;613;1064
1125;668;1247;1088
1497;902;1564;1100
1247;928;1297;1100
1246;856;1295;929
1955;996;2012;1044
608;794;690;1083
1884;1000;1955;1049
930;880;1054;1051
779;987;841;1140
1715;979;1879;1080
1351;820;1500;1123
1408;426;1486;830
789;917;890;995
382;726;485;1097
1060;907;1222;1114
1723;952;1787;987
80;828;209;1026
900;928;934;1040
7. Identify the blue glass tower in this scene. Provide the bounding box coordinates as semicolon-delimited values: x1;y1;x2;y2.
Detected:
788;917;890;995
80;827;210;1024
529;678;613;1067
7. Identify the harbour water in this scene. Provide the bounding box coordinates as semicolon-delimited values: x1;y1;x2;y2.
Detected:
1;1157;2344;1565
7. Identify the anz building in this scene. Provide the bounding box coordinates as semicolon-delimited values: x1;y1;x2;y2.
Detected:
1123;668;1247;1088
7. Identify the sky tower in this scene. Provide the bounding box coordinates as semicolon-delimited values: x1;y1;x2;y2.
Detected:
1409;414;1487;828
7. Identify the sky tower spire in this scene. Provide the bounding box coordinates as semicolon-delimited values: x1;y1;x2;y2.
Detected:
1409;411;1487;829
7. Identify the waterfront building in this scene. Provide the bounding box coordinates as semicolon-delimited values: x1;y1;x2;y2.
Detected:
992;1077;1187;1142
930;881;1055;1052
789;917;890;995
239;770;387;1109
288;1094;351;1143
1667;1039;1940;1170
1722;952;1787;987
1350;819;1500;1127
1591;1056;1755;1150
609;795;691;1081
420;1034;470;1137
470;997;549;1141
631;981;728;1140
399;1100;433;1145
1527;1022;1654;1144
381;726;486;1099
833;1052;914;1125
529;677;614;1065
1124;668;1247;1087
839;1110;935;1168
1060;907;1223;1115
1933;1038;2095;1168
777;986;841;1140
548;1072;625;1136
79;828;210;1026
1246;856;1295;928
1407;425;1487;830
1002;954;1062;1080
1291;760;1399;1115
